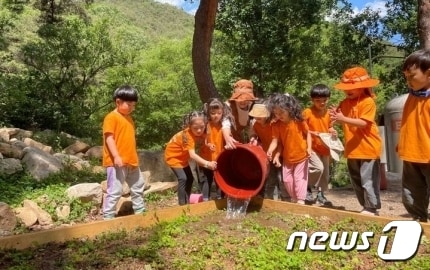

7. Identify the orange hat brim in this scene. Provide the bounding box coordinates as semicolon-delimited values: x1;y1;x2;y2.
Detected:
334;79;380;90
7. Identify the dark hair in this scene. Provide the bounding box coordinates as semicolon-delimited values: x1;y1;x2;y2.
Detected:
182;110;206;130
181;110;206;144
310;84;330;98
402;49;430;72
203;98;235;126
113;85;138;102
267;93;303;121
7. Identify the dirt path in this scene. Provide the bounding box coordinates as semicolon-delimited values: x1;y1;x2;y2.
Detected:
325;171;411;219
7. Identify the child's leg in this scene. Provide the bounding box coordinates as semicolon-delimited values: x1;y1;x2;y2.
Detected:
402;161;430;221
308;151;324;188
292;159;309;203
264;163;280;199
316;155;331;192
103;167;125;219
171;166;194;205
201;168;213;201
347;159;381;211
276;166;290;201
282;163;295;201
125;166;145;214
184;166;195;201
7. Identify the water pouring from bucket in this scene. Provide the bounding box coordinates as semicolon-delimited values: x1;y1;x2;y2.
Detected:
214;143;269;218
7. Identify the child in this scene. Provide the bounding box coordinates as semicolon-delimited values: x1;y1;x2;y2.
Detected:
248;101;289;201
329;66;382;216
102;85;145;220
164;111;217;205
303;84;337;206
200;98;233;200
267;93;312;204
398;49;430;222
222;79;257;149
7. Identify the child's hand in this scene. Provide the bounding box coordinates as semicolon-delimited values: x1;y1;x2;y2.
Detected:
273;156;281;167
328;127;338;138
329;106;344;122
267;151;273;161
249;137;258;146
224;136;238;150
207;143;216;152
208;161;217;170
307;147;312;157
113;156;124;167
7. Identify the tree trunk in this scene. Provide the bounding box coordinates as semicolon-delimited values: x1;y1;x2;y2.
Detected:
418;0;430;49
192;0;220;103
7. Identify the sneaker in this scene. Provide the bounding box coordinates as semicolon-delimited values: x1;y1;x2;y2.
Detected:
305;191;314;204
297;200;305;205
316;192;332;206
134;208;146;215
103;215;115;220
360;208;379;216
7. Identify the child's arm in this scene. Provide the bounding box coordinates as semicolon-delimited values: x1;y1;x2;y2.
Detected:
222;118;238;149
105;133;123;167
189;149;217;170
306;131;312;156
267;138;278;161
329;106;367;128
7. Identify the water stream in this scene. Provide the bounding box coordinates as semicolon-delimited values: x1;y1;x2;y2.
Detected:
225;196;251;219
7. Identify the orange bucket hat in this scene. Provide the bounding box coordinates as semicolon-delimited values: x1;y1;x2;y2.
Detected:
229;79;257;101
334;67;380;90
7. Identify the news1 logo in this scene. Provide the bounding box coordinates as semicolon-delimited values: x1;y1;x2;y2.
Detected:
286;220;422;261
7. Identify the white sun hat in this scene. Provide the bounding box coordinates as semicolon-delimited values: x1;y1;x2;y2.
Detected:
318;133;345;161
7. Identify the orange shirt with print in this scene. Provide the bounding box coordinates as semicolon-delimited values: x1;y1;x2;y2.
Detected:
164;128;204;168
338;96;381;159
272;120;309;164
200;123;224;162
102;111;139;167
398;95;430;163
303;107;330;156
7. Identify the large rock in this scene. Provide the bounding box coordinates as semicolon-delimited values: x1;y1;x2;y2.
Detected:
21;147;63;180
15;207;38;227
22;200;53;226
66;183;103;205
63;141;90;155
0;158;23;175
138;150;176;182
0;142;24;159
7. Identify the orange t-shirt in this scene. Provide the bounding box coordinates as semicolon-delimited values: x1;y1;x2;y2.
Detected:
251;119;274;152
200;122;224;162
303;107;330;156
102;110;139;167
164;128;205;168
272;120;309;164
338;96;381;159
398;95;430;163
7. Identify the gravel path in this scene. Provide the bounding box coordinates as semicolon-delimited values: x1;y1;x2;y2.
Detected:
325;171;411;219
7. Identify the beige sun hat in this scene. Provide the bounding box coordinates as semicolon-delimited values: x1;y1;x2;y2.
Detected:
249;104;270;118
319;133;345;161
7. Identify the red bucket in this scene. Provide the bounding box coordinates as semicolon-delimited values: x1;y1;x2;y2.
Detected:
214;144;269;199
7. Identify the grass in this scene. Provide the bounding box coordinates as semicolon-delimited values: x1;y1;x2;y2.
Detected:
0;210;429;269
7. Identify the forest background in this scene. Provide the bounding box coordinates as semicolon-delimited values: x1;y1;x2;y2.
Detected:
0;0;420;150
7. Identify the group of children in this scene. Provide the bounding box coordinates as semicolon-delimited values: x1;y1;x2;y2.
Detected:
101;49;430;222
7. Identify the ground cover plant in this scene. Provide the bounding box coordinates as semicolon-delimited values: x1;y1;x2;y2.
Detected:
1;209;429;270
